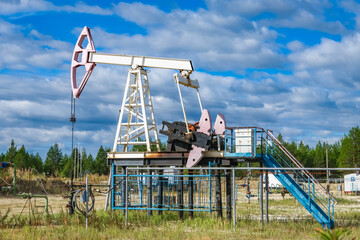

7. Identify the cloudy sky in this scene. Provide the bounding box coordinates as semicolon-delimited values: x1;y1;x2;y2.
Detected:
1;0;360;159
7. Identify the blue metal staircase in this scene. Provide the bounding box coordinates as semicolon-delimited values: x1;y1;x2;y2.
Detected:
225;127;336;228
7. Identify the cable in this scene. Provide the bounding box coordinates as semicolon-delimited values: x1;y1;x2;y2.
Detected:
29;168;50;195
70;90;76;214
0;177;11;185
73;188;95;216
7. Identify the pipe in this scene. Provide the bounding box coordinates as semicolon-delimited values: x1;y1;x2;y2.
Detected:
260;163;264;223
265;171;269;224
232;168;236;231
175;76;190;133
125;168;128;226
86;172;89;230
13;164;16;194
15;193;49;214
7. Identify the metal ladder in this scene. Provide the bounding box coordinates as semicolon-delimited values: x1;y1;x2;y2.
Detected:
262;130;336;228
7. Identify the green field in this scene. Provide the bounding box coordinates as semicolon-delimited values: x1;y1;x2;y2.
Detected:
1;196;360;240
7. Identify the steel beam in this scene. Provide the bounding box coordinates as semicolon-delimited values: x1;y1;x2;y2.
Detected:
89;52;193;71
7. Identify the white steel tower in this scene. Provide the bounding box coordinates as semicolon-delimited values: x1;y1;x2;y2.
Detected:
113;67;160;152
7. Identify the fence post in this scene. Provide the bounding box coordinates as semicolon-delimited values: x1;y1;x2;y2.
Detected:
122;166;126;214
189;170;194;218
209;166;212;213
260;162;264;223
265;170;269;224
104;165;112;211
232;168;236;231
147;168;153;217
85;170;89;230
178;169;183;219
158;169;163;215
125;167;128;226
215;167;223;218
226;169;232;221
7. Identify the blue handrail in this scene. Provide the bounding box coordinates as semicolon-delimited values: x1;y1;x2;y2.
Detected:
224;126;336;228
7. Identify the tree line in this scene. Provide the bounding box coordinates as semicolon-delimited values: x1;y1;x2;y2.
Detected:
0;140;109;177
278;126;360;170
1;126;360;177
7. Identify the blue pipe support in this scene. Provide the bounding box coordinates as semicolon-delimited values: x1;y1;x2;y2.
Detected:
111;162;115;211
113;174;210;178
235;184;246;200
112;207;211;212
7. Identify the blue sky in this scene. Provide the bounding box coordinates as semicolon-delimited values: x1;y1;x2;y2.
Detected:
1;0;360;159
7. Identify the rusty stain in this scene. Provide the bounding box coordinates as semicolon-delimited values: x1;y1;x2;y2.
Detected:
145;152;189;158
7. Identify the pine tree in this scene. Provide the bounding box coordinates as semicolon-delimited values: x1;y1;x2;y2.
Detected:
314;141;325;168
5;139;17;163
329;142;341;168
83;154;94;174
44;143;63;176
80;148;87;173
286;141;297;156
60;154;72;177
29;153;43;173
14;145;29;169
94;146;109;175
338;126;360;168
297;141;313;167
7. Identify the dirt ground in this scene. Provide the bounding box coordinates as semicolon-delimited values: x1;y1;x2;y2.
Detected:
1;179;359;219
0;194;107;216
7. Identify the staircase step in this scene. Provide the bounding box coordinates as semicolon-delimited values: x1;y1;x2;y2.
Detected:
263;154;334;229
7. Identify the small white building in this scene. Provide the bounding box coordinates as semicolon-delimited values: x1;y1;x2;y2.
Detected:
264;173;293;189
344;173;360;193
235;128;254;154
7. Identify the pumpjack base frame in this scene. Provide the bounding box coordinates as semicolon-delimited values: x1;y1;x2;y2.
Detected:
107;151;259;167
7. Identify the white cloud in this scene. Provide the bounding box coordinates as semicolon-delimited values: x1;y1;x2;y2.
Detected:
289;33;360;89
60;2;112;15
0;19;72;71
289;87;336;108
94;5;283;71
341;0;360;30
280;127;304;138
287;41;305;52
0;0;112;15
113;2;165;26
261;9;346;35
206;0;298;17
0;0;53;15
206;0;346;34
0;99;67;120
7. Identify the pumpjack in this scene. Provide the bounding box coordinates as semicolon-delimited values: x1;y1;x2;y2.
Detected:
70;27;337;228
70;26;228;168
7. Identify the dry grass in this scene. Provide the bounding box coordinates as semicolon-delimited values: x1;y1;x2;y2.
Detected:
0;210;359;240
1;177;360;239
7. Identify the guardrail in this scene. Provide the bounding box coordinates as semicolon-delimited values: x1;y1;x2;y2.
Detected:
224;126;336;227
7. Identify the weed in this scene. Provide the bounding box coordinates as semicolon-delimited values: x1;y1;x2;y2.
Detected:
0;208;10;225
312;227;350;240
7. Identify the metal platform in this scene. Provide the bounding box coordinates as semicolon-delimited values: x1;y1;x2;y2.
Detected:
107;151;241;167
106;126;336;229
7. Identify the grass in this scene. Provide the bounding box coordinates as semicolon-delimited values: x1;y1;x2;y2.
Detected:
334;197;359;205
1;175;360;239
1;210;360;240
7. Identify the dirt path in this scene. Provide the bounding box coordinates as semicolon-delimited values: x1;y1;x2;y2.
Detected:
0;194;107;216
